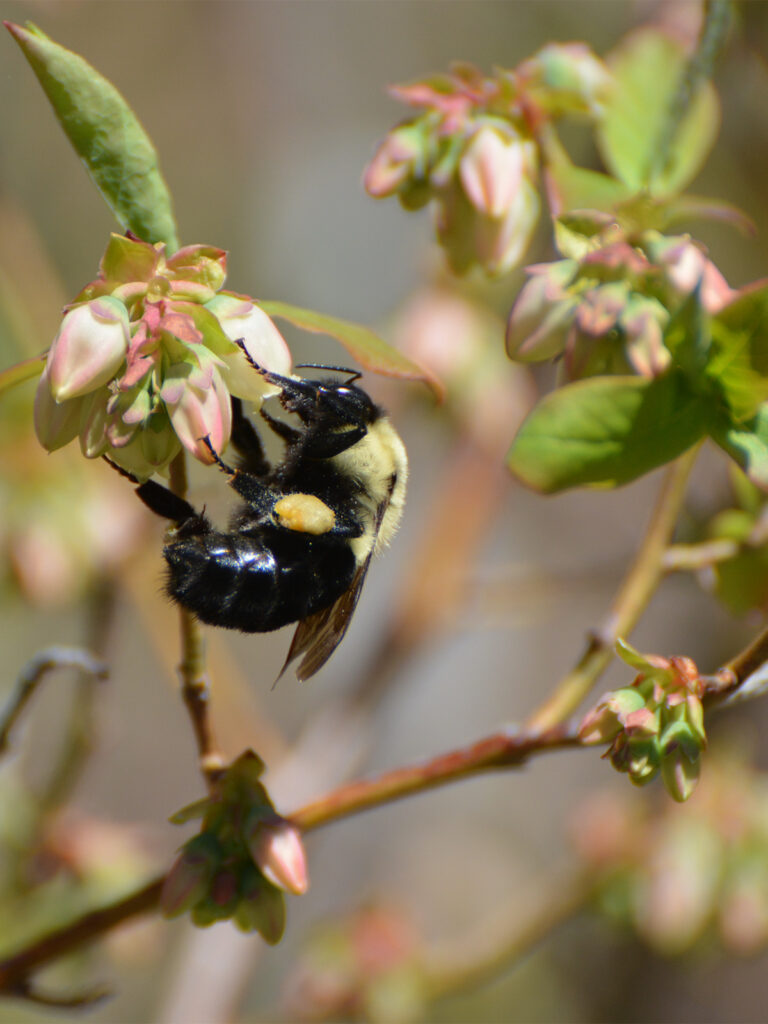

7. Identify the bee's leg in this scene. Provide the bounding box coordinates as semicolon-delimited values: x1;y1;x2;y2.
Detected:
233;340;319;408
260;407;301;446
201;436;275;515
103;457;199;523
300;424;368;459
230;397;271;476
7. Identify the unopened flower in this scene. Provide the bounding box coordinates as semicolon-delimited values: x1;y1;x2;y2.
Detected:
206;294;292;402
507;224;731;380
34;233;292;479
580;640;707;800
516;43;613;117
248;817;309;896
162;751;305;941
364;122;429;199
46;297;130;401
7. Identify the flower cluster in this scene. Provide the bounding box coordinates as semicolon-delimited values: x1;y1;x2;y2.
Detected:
506;215;733;380
161;751;308;942
35;234;292;480
364;45;611;277
579;639;707;802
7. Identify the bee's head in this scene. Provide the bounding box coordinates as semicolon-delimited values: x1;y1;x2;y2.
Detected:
262;367;380;430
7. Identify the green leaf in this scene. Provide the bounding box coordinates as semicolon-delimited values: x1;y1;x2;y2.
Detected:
615;637;655;673
712;544;768;615
257;299;444;398
663;288;712;384
539;123;632;220
710;404;768;491
546;159;633;220
507;373;708;493
0;354;45;396
707;282;768;422
5;21;178;249
597;28;720;196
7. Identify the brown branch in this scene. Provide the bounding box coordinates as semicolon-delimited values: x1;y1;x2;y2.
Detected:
291;723;579;832
169;451;224;786
0;877;163;995
526;448;699;733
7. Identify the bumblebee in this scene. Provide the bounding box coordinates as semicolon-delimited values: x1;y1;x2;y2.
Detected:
125;365;408;680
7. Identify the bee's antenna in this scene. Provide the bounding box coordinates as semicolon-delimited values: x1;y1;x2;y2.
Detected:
295;363;363;385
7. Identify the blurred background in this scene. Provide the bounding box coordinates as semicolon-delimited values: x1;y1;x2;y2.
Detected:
2;1;768;1021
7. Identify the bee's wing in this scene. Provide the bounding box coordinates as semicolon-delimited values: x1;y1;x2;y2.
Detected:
279;557;372;682
280;483;396;681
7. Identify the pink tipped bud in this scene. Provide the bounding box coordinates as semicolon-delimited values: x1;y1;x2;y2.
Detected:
161;840;218;918
249;819;309;896
205;294;292;403
165;367;232;465
47;297;130;401
364;125;423;197
33;367;84;451
459;125;527;218
506;261;577;361
579;687;646;745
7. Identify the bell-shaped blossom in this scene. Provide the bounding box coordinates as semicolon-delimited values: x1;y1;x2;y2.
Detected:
162;365;232;464
205;294;292;403
248;817;309;896
459;125;529;218
364;122;427;198
34;366;84;451
46;296;130;401
506;260;578;361
516;43;613;117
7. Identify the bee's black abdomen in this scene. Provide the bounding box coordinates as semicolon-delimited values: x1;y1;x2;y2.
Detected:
163;528;357;633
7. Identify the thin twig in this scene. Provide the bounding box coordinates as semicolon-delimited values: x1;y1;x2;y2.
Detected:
38;576;117;813
662;537;738;572
0;647;107;756
169;451;224;786
0;877;163;994
526;448;699;733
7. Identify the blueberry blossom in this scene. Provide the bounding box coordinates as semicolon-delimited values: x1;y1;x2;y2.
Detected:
34;233;292;480
506;218;733;380
364;45;611;277
579;639;707;802
162;751;307;941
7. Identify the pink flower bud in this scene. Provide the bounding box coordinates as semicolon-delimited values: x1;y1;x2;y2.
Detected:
506;261;577;361
205;295;292;403
33;367;84;451
164;366;232;464
518;43;613;117
364;124;424;197
648;234;734;313
459;125;527;218
473;176;541;276
249;818;309;895
579;687;646;745
46;297;130;401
